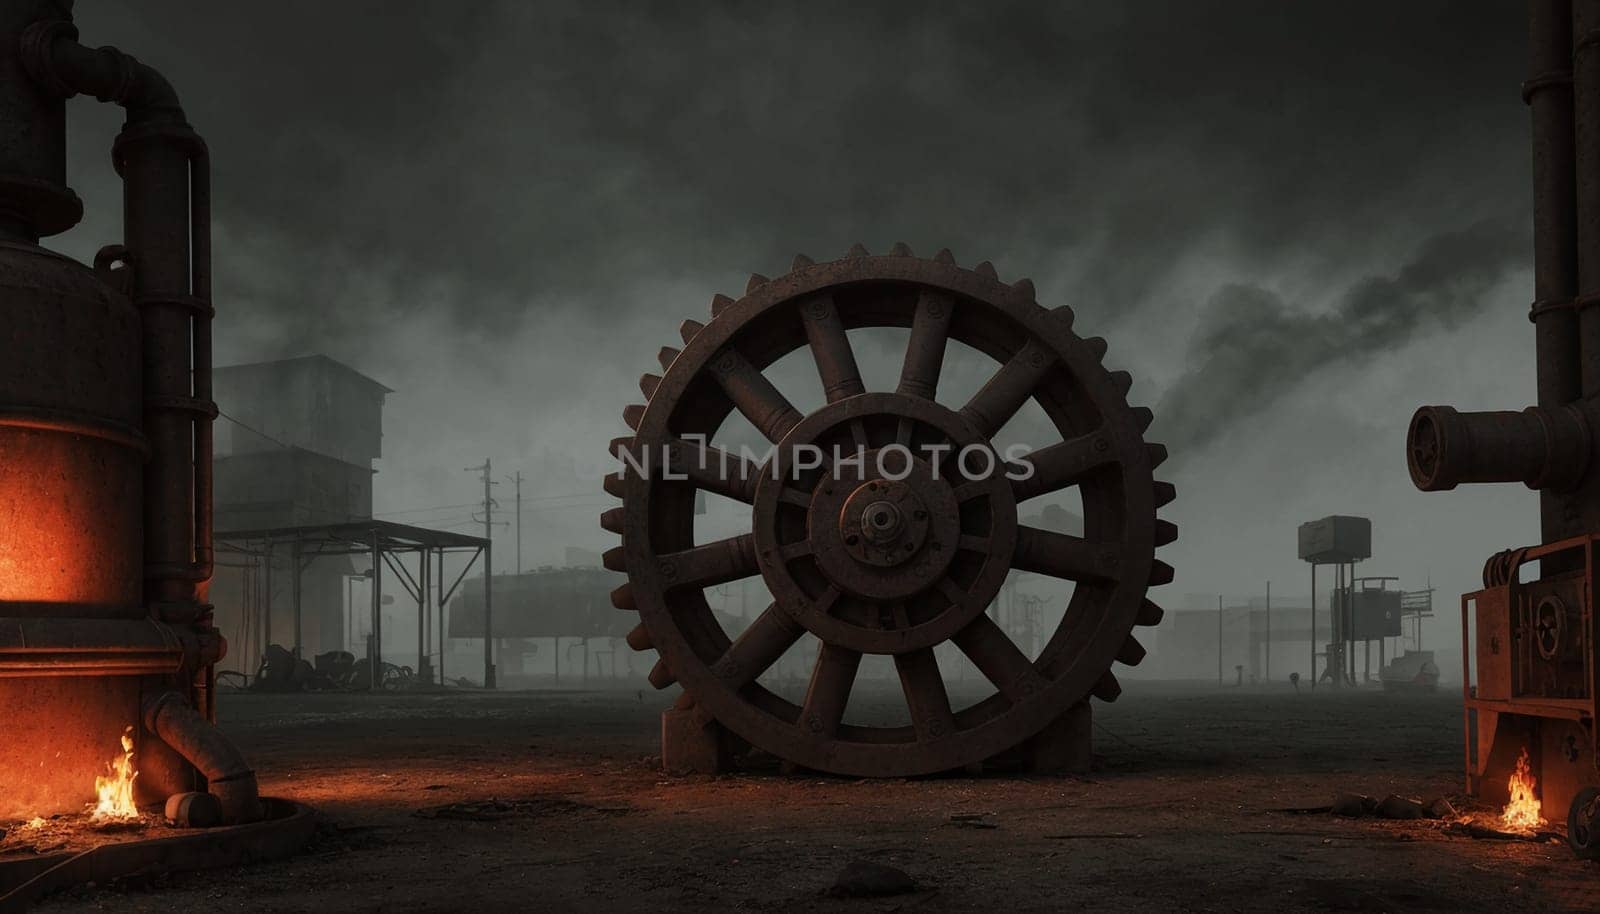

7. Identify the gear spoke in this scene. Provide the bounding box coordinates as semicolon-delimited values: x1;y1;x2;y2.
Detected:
953;613;1040;702
801;643;862;740
658;533;761;590
707;347;803;443
897;291;955;400
713;604;805;688
670;437;763;504
801;294;866;403
1011;524;1120;584
894;648;957;743
959;338;1056;438
1009;428;1116;501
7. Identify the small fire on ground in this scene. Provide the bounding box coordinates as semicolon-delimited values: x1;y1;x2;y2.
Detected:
90;725;140;824
1500;747;1544;834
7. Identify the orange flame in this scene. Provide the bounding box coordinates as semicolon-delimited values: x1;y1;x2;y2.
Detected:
1500;747;1543;833
90;726;139;822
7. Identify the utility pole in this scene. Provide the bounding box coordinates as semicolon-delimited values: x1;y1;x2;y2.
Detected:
466;459;500;689
1264;580;1271;683
1217;594;1223;687
508;470;523;575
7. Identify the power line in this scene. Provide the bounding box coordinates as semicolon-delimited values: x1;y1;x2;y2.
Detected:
216;409;298;451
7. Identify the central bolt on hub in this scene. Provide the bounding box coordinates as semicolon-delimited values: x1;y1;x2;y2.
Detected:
861;500;902;542
838;479;932;568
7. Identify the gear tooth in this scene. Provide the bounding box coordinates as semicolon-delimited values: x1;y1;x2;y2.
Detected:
1109;370;1132;397
603;472;626;497
1091;671;1122;702
974;260;998;280
1051;304;1074;327
1153;481;1176;507
1086;337;1108;360
847;242;870;258
602;546;627;572
623;404;646;430
600;507;625;535
890;241;914;257
1130;406;1153;433
792;253;814;271
610;583;636;610
679;319;705;343
711;293;735;317
1136;598;1166;626
648;659;677;689
1154;519;1178;547
746;273;769;294
1012;277;1036;300
658;346;681;371
933;247;956;264
1146;442;1169;469
639;373;661;399
625;623;653;651
1149;559;1174;586
1116;635;1147;666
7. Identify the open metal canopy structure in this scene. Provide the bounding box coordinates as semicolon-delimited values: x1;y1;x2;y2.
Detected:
216;520;494;688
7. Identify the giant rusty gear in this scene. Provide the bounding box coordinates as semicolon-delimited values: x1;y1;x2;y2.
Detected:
602;244;1175;776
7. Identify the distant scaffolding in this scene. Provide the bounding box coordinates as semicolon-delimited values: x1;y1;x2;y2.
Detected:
217;520;490;689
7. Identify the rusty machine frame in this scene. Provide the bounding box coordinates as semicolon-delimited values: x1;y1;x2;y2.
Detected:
602;246;1175;776
1407;0;1600;859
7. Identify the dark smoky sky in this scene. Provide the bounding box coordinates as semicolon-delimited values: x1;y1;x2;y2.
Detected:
52;1;1541;676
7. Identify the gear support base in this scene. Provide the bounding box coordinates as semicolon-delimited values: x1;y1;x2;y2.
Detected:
661;702;734;775
1022;702;1093;774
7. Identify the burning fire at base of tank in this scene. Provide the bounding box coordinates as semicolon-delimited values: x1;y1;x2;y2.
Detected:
90;726;140;824
1499;748;1544;834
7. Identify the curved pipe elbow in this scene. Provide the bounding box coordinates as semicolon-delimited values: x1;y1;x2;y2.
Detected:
143;691;261;824
21;20;185;123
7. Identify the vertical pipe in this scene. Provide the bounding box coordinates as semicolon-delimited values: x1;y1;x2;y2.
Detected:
116;124;201;607
370;532;381;690
1265;580;1271;682
417;548;427;683
484;540;495;689
291;540;302;659
437;548;446;684
1310;564;1317;690
1217;594;1223;687
1333;564;1344;688
1348;564;1358;686
262;542;273;655
1573;0;1600;397
1529;0;1584;552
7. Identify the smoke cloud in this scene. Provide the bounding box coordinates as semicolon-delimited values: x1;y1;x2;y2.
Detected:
1154;221;1524;457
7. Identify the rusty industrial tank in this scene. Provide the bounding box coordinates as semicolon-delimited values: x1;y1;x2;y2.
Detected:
0;0;259;824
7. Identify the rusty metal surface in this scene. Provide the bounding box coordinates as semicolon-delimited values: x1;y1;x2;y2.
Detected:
0;0;261;822
604;247;1175;776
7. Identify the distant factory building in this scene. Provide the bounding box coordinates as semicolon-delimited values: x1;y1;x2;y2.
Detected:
209;356;392;667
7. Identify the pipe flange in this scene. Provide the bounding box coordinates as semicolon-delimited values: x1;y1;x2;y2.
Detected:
18;19;80;98
1529;403;1592;492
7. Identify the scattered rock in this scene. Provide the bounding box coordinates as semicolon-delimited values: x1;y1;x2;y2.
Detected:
1331;794;1372;818
1375;795;1426;820
948;813;997;829
1426;798;1458;820
828;860;919;897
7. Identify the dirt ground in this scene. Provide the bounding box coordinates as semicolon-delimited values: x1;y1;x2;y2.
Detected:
27;680;1600;913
